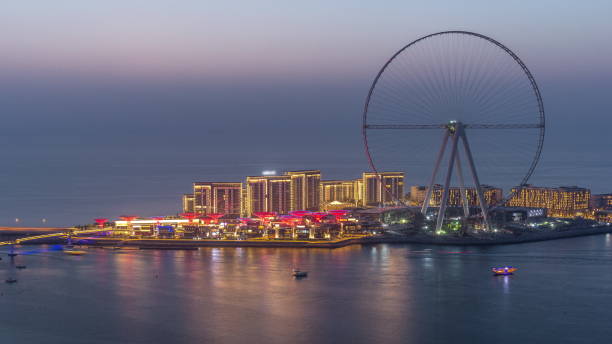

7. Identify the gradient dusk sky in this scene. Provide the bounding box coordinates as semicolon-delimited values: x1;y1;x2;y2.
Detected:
0;1;610;225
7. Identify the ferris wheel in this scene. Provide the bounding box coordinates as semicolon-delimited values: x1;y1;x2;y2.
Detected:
362;31;545;232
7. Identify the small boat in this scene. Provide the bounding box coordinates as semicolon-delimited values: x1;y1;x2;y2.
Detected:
8;253;18;257
292;269;308;278
492;266;517;275
64;250;87;256
5;278;17;284
15;265;26;269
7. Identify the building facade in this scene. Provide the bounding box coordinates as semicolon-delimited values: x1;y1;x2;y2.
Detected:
321;180;357;204
410;184;503;208
182;194;195;213
507;185;591;218
245;175;291;215
591;194;612;210
287;170;321;211
193;182;242;216
362;172;404;207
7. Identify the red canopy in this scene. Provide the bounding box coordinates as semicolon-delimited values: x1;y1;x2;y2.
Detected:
253;212;277;219
289;211;312;218
237;217;252;225
180;213;198;222
327;210;350;221
309;212;329;222
206;213;225;223
279;215;301;225
119;215;137;222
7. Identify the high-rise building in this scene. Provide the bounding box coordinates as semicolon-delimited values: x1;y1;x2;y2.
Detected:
193;183;213;215
287;170;321;211
182;194;195;213
409;186;428;206
591;194;612;210
353;178;364;205
193;182;242;215
246;175;291;215
321;180;356;204
362;172;404;207
410;184;502;207
507;185;591;218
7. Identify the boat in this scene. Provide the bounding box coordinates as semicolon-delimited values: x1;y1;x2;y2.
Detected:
5;278;17;284
64;250;87;256
15;265;26;269
292;269;308;278
8;253;18;257
492;266;517;275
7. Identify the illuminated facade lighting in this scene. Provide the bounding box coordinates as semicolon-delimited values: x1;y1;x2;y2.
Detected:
507;185;591;218
410;184;502;207
362;172;404;207
320;179;363;210
287;170;321;211
246;175;291;216
193;182;242;216
182;194;195;213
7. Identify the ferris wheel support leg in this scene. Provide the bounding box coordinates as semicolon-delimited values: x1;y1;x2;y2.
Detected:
459;129;491;231
421;131;450;215
435;132;460;233
455;153;470;218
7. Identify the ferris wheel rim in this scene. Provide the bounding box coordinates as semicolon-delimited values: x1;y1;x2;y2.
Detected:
362;30;545;208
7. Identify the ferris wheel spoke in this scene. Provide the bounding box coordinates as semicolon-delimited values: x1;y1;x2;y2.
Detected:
465;124;543;129
365;124;446;129
365;123;542;130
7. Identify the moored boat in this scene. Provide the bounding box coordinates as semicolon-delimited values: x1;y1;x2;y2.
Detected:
292;269;308;278
64;250;87;256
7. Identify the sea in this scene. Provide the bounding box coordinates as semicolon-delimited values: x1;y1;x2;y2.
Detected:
2;236;612;343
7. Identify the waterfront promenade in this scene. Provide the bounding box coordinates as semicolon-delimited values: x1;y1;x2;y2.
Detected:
2;225;612;249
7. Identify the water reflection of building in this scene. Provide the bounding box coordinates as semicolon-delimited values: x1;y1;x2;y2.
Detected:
507;185;590;218
193;182;242;215
409;184;502;207
246;175;291;215
287;170;321;211
362;172;404;207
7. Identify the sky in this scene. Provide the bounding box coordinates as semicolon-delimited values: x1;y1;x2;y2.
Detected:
0;1;610;225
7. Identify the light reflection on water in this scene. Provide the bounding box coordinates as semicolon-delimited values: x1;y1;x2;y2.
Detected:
1;236;612;343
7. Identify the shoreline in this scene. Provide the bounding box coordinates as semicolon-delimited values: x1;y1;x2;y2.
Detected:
364;225;612;246
2;225;612;249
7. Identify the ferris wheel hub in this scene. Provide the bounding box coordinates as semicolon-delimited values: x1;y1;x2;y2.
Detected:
446;121;461;134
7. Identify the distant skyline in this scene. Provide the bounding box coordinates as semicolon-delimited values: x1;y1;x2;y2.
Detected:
0;1;610;226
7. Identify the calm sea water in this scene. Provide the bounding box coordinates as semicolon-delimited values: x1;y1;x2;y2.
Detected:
0;145;609;227
2;236;612;343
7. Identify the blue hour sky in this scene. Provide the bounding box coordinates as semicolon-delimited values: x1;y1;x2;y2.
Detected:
2;1;610;81
0;1;610;225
